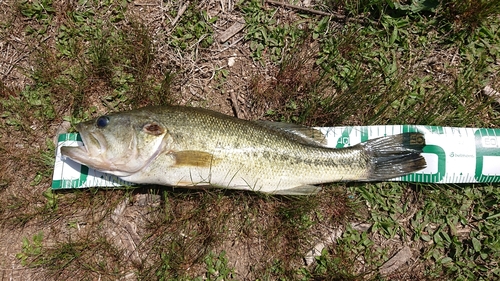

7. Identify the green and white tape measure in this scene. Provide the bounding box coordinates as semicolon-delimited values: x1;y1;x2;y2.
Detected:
52;125;500;189
318;125;500;184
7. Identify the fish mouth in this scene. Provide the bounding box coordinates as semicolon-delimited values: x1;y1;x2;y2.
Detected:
61;130;114;173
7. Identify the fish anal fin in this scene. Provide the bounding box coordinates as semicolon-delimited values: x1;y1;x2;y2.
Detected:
270;185;322;196
172;150;215;167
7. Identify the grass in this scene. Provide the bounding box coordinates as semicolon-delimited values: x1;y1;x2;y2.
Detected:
0;0;499;280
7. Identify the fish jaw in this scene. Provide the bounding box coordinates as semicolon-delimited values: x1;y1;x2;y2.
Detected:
60;129;135;177
60;144;126;175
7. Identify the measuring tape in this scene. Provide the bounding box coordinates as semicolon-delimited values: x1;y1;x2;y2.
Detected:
52;125;500;189
318;125;500;184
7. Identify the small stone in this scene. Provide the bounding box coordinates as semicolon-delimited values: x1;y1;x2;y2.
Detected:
111;197;129;223
134;193;161;207
483;86;500;103
228;56;236;67
304;227;343;266
379;246;413;276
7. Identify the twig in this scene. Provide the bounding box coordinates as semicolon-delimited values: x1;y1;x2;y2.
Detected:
214;35;245;53
171;1;189;27
217;21;245;43
229;90;241;118
219;0;225;13
2;54;27;80
133;2;158;6
266;0;342;18
1;38;41;80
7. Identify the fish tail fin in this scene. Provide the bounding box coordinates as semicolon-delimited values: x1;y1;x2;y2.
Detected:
361;133;426;180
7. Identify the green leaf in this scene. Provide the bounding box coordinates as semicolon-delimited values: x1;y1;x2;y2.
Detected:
390;27;398;45
42;187;58;210
440;257;452;264
421;234;431;242
471;237;482;252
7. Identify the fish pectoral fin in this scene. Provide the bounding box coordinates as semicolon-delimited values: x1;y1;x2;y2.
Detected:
270;185;322;196
172;150;215;167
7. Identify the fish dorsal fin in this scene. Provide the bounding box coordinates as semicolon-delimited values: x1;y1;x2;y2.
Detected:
172;150;215;167
254;121;328;146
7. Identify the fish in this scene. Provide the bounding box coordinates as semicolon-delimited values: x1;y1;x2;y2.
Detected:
61;106;427;195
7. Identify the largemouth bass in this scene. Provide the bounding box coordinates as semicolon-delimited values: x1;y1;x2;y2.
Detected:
61;106;426;195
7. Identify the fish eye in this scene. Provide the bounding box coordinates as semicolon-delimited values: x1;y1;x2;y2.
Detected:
96;116;110;128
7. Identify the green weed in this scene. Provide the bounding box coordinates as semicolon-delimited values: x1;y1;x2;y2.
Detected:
416;185;500;280
0;86;56;131
201;251;235;281
240;0;307;63
312;248;357;280
42;187;58;210
144;191;233;280
169;3;217;51
16;232;44;266
153;250;234;281
18;0;55;35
